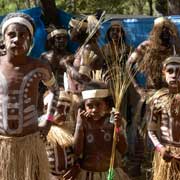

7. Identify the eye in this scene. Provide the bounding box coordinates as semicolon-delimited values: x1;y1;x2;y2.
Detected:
167;68;174;74
19;32;26;38
7;32;16;38
87;104;93;109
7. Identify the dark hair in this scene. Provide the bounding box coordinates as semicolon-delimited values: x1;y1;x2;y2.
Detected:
106;23;126;43
79;80;114;109
1;12;35;36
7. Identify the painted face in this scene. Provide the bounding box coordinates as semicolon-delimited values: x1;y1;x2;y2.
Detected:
164;64;180;88
84;98;109;121
53;34;67;51
3;23;31;56
109;25;123;42
54;101;71;124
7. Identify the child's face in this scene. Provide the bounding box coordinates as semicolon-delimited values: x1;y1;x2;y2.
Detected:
164;63;180;88
53;34;67;51
4;23;31;56
84;98;109;121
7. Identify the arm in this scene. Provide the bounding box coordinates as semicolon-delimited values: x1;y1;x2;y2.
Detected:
74;109;85;157
113;112;128;155
148;100;173;162
126;41;149;97
40;61;59;136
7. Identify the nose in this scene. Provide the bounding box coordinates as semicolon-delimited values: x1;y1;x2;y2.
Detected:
12;36;19;42
12;35;21;44
92;106;98;113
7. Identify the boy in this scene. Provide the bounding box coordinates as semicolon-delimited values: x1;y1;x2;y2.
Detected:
0;12;59;180
148;56;180;180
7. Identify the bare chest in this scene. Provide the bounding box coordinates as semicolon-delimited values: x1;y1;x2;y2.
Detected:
0;67;46;135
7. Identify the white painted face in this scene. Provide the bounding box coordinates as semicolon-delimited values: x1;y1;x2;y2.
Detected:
3;23;31;56
164;64;180;87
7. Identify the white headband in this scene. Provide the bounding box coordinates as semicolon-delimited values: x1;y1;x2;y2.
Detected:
2;17;34;37
47;29;67;40
82;89;109;100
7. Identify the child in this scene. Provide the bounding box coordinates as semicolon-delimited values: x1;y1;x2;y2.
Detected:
148;56;180;180
0;12;59;180
44;91;79;180
74;81;130;179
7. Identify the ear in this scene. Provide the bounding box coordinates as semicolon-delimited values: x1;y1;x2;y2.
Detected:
162;66;166;75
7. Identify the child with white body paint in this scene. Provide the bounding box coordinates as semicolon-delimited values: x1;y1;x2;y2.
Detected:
148;56;180;180
0;12;59;180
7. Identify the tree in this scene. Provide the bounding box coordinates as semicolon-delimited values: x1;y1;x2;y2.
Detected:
168;0;180;15
39;0;60;27
155;0;168;15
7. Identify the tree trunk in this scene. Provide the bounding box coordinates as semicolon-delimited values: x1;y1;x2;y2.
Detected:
26;0;31;8
168;0;180;15
39;0;60;27
155;0;168;15
147;0;153;16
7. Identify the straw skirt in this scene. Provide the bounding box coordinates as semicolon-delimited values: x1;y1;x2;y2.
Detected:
76;167;130;180
0;132;49;180
152;146;180;180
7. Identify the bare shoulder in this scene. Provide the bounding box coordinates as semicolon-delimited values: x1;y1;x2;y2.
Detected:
27;56;51;70
40;50;53;61
150;88;170;110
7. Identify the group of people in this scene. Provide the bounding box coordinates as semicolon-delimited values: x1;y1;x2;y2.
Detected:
0;8;179;180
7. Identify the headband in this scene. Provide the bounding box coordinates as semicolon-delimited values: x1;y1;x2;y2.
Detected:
58;91;72;103
47;29;67;40
2;17;34;37
154;17;167;26
82;89;109;100
69;18;87;30
163;56;180;67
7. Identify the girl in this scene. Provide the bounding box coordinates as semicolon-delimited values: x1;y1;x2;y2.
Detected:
74;81;130;180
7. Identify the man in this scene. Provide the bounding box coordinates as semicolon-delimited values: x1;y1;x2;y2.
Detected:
41;28;72;88
0;12;59;180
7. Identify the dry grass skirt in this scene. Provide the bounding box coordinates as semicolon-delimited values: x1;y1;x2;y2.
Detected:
152;146;180;180
0;132;49;180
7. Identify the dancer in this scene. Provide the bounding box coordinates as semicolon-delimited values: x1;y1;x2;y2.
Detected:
0;12;59;180
148;56;180;180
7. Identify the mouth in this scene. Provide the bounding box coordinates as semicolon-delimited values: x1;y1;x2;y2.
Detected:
169;81;178;86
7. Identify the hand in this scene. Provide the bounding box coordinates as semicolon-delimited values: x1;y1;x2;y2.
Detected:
159;147;173;162
113;111;122;128
62;55;74;66
77;108;91;125
53;113;65;125
171;153;180;161
136;87;147;99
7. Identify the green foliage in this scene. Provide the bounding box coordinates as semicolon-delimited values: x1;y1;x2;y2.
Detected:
0;0;36;15
0;0;171;16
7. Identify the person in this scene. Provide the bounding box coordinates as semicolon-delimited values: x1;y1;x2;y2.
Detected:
148;56;180;180
74;81;130;179
41;27;72;88
0;12;59;180
126;16;180;176
40;90;79;180
102;21;130;69
64;15;105;94
127;17;180;93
